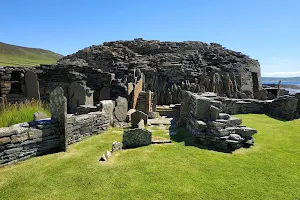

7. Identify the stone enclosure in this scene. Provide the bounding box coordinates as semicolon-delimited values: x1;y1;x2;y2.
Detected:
1;39;300;166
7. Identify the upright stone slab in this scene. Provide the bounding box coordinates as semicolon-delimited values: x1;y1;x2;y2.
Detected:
100;100;114;125
131;110;148;128
146;90;152;114
50;87;67;151
194;96;211;121
68;81;94;114
99;86;111;100
25;71;40;100
114;96;128;122
132;78;143;109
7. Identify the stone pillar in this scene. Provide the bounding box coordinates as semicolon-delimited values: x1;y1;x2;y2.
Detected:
25;71;40;100
277;80;282;98
146;90;152;114
50;87;67;151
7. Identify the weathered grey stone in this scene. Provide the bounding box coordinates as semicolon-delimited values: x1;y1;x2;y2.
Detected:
122;128;152;148
77;105;98;115
68;81;94;114
229;134;243;141
28;129;43;139
25;71;40;100
267;96;298;120
0;137;11;145
235;127;257;137
126;109;136;122
114;96;128;122
50;87;67;151
99;150;112;161
195;96;211;121
137;119;145;129
148;111;160;119
99;86;111;101
210;105;220;121
112;141;123;153
131;110;148;128
34;112;48;121
100;100;114;125
218;113;230;120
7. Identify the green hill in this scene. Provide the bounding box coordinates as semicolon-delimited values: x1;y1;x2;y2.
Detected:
0;42;63;67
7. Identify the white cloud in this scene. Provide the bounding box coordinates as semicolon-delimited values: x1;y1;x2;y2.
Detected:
273;57;277;60
283;59;289;62
263;71;300;77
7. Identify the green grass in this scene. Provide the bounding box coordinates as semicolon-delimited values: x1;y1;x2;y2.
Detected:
0;100;51;128
0;42;62;66
0;114;300;200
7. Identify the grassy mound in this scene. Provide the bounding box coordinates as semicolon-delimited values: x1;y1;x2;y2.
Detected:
0;100;50;127
0;42;62;66
0;114;299;199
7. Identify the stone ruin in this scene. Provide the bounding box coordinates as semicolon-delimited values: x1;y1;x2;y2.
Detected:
179;91;257;152
1;39;300;166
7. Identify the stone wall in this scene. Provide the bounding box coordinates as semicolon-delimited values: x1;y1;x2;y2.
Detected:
66;111;109;144
179;91;257;152
218;98;267;115
0;120;61;167
0;87;113;167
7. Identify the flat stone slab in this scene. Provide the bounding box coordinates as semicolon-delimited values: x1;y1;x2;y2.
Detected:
152;139;172;144
148;118;172;125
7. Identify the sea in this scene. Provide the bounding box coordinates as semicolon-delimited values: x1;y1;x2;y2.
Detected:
262;81;300;94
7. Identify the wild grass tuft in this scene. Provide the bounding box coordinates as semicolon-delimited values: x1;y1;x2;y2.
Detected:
0;99;50;128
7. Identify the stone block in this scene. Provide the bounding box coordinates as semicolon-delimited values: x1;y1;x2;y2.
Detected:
112;141;123;153
218;113;230;120
137;119;145;129
11;133;29;143
100;100;114;125
210;105;220;121
28;129;43;139
122;128;152;148
235;127;257;137
114;96;128;122
100;150;112;161
131;110;148;128
0;137;11;145
34;112;48;121
126;109;136;122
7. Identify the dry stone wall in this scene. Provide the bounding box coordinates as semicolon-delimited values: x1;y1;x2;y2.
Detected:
0;120;61;167
66;111;109;144
179;91;257;152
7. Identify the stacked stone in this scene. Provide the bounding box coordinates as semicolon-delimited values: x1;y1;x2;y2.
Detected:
59;39;263;104
267;96;298;120
180;91;257;152
295;93;300;118
218;98;266;115
136;91;147;113
0;120;61;167
66;111;109;144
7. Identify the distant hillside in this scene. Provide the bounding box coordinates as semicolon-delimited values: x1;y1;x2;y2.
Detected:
262;77;300;82
0;42;63;67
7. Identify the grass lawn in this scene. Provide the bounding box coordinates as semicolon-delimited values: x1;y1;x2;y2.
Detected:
0;114;300;200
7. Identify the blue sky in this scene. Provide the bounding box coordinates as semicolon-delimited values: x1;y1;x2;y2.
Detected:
1;0;299;77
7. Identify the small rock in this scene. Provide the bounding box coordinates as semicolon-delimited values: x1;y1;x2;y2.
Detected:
112;141;123;153
138;119;145;129
34;112;48;121
100;150;112;161
228;133;243;141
